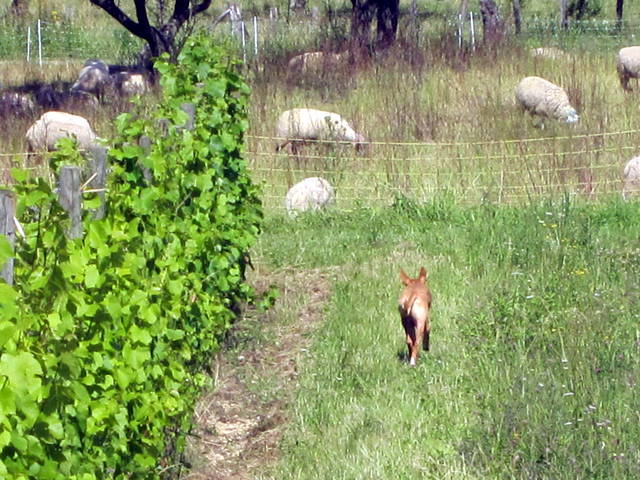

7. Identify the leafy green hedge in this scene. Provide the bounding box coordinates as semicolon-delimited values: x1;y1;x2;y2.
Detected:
0;34;262;479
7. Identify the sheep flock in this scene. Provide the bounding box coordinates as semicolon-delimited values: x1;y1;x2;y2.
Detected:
2;42;640;212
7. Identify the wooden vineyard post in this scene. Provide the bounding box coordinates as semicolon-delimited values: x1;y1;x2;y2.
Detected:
0;190;16;285
58;166;83;239
87;145;109;220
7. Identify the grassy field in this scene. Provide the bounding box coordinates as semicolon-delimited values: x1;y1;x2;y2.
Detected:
252;197;640;479
1;1;639;479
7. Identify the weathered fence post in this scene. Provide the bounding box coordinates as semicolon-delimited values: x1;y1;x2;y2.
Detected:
37;19;43;67
138;103;195;184
26;26;31;62
253;16;258;58
138;136;154;184
180;102;196;131
87;145;109;220
58;166;83;239
0;190;16;285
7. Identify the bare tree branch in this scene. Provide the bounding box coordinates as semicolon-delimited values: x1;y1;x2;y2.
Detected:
89;0;147;38
134;0;153;37
191;0;213;16
172;0;190;21
90;0;213;70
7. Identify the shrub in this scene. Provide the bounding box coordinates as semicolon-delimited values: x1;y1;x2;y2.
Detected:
0;33;261;479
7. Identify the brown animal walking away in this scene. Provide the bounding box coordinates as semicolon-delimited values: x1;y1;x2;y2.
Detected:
398;267;432;366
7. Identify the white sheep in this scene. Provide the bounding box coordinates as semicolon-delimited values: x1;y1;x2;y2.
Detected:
286;51;343;81
114;72;149;97
275;108;366;154
71;59;111;97
622;156;640;199
529;47;569;60
515;76;579;127
285;177;335;216
616;46;640;92
26;111;97;152
0;91;36;118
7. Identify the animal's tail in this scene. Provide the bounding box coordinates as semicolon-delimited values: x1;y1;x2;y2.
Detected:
401;293;419;317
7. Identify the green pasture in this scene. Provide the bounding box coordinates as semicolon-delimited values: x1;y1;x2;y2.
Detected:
0;2;639;476
255;197;640;479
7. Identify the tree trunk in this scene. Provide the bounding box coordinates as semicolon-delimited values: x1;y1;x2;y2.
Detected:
375;0;399;50
11;0;27;16
616;0;624;29
574;0;588;20
350;0;399;60
89;0;212;71
560;0;569;29
458;0;469;19
479;0;505;45
512;0;521;35
289;0;306;11
350;0;375;60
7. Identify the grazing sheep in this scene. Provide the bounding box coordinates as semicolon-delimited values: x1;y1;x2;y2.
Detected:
285;177;334;216
71;59;111;98
0;91;36;118
275;108;366;154
616;46;640;92
515;76;579;127
622;156;640;199
26;111;97;152
35;84;99;114
286;51;343;81
113;72;149;97
529;47;569;60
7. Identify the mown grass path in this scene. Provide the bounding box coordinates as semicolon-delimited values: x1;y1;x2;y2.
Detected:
251;198;640;480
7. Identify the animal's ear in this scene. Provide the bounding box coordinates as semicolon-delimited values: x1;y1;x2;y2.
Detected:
399;269;411;285
418;267;427;283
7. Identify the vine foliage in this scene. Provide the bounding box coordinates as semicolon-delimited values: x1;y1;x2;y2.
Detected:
0;34;262;478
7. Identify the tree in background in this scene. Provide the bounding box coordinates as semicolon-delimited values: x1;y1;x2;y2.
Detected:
567;0;601;20
561;0;602;28
89;0;212;70
10;0;27;16
460;0;506;44
616;0;624;29
512;0;522;35
350;0;399;60
479;0;505;46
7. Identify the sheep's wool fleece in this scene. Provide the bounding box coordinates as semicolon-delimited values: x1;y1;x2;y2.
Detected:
72;60;110;94
618;47;640;73
623;156;640;198
26;111;97;151
287;51;341;76
276;108;360;142
530;47;567;60
285;177;334;216
121;74;148;96
515;76;577;122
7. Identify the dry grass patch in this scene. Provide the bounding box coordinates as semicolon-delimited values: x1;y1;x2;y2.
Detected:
183;266;339;479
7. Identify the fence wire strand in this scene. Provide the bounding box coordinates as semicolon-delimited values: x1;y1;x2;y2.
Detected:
1;129;638;209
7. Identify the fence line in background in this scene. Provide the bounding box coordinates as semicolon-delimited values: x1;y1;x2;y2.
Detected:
2;15;640;63
0;128;636;218
248;129;640;147
247;129;640;209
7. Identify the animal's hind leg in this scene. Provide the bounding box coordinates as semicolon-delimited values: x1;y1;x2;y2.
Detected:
405;328;417;365
423;328;430;352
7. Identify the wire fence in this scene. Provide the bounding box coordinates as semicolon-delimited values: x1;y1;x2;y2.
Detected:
246;129;640;210
1;129;638;211
1;14;639;65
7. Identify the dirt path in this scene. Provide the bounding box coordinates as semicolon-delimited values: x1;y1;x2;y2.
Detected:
182;267;336;479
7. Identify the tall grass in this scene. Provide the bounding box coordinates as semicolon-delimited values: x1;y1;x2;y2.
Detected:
254;197;640;479
247;27;640;210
